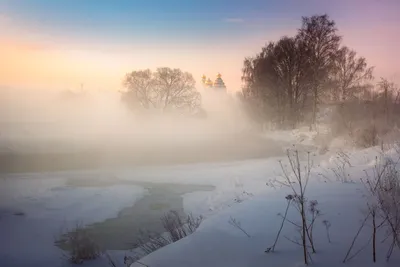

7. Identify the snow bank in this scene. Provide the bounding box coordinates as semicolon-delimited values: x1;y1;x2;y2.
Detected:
262;125;333;153
131;146;400;267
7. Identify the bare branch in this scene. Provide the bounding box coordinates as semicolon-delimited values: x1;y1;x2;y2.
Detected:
228;217;251;238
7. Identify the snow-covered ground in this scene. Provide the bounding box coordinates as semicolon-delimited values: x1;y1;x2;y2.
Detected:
1;125;399;267
128;146;400;267
0;173;146;267
0;155;285;267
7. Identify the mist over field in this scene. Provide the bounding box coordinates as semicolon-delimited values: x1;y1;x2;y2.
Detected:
2;1;400;266
0;85;251;137
0;85;274;172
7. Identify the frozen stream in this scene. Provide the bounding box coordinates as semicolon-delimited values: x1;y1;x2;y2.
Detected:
0;133;297;267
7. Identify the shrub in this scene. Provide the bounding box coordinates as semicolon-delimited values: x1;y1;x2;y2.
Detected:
135;210;203;256
344;154;400;263
355;124;379;148
55;222;101;264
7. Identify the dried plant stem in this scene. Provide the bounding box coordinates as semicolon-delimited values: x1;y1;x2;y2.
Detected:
372;209;377;262
278;149;314;264
267;198;292;252
228;217;251;238
343;212;371;263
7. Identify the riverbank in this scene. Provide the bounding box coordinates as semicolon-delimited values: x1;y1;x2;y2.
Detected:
1;155;284;267
61;178;215;250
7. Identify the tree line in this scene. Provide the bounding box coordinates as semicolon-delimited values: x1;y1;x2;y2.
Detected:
120;14;399;142
239;14;399;132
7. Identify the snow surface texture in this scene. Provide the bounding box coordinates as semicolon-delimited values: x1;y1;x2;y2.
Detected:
130;147;400;267
0;172;145;267
0;158;282;267
1;126;399;267
115;155;294;220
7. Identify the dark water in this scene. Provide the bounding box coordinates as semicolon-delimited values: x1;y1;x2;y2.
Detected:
58;179;215;250
1;133;288;253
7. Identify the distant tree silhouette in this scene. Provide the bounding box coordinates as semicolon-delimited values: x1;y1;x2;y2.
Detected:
122;69;155;109
332;46;374;101
297;14;341;128
241;14;344;129
122;67;201;115
242;37;312;128
377;78;399;125
240;12;400;149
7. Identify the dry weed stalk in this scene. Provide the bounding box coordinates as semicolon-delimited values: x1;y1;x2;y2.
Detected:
228;216;251;238
265;194;293;253
271;149;318;265
322;220;331;243
344;152;400;263
330;151;353;183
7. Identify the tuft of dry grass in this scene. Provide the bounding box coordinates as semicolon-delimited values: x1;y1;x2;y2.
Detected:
134;210;203;256
55;222;101;264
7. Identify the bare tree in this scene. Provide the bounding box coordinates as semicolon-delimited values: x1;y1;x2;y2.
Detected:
241;37;311;128
273;37;312;128
121;67;201;114
241;57;256;96
297;14;341;128
377;78;397;125
240;14;342;130
153;67;201;112
241;44;281;126
334;46;374;101
122;69;156;110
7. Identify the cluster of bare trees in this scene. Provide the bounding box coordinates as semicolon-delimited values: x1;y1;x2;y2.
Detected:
121;67;201;115
241;14;398;131
331;77;400;147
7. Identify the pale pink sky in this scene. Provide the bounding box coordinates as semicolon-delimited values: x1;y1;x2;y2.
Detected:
0;0;399;92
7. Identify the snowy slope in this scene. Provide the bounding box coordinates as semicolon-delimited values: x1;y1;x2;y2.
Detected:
130;146;400;267
0;157;283;267
2;132;399;267
116;158;284;217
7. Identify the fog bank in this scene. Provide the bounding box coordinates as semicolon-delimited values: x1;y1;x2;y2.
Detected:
0;86;256;154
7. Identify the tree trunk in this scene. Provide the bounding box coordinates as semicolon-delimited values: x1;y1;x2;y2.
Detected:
310;87;318;131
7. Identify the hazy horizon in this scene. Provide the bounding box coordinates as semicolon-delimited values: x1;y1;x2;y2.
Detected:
2;4;400;267
1;0;400;93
